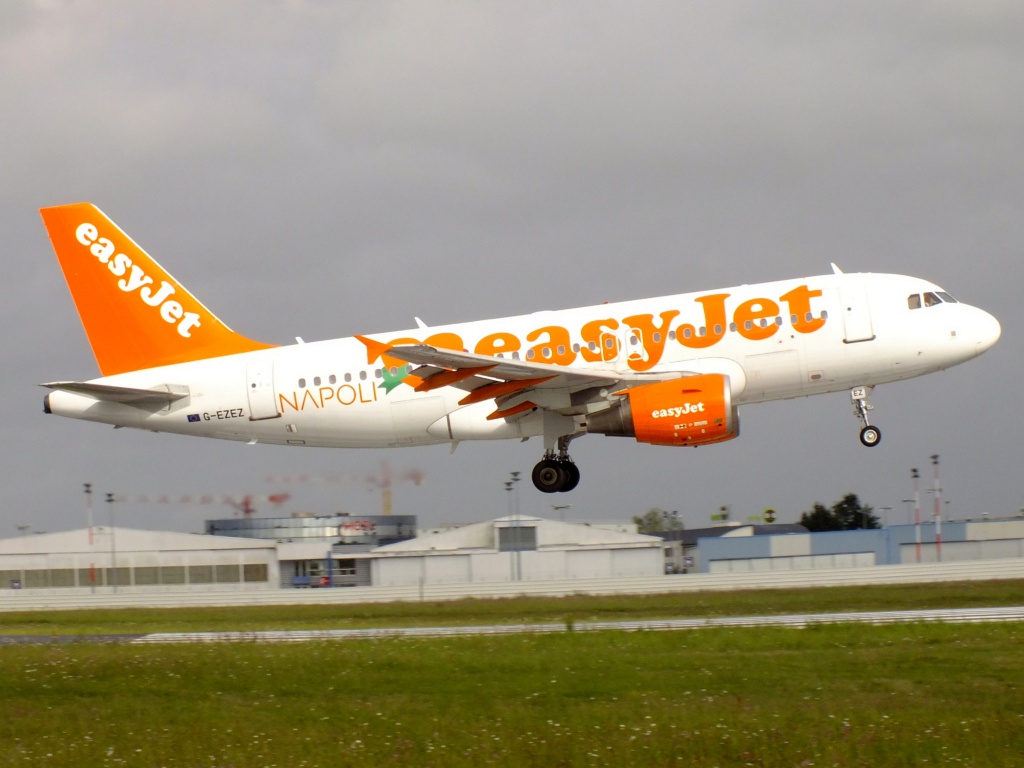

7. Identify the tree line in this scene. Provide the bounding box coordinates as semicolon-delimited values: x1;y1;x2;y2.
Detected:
633;494;879;533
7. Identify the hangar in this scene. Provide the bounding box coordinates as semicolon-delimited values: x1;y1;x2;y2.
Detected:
696;518;1024;572
371;515;663;586
0;527;277;591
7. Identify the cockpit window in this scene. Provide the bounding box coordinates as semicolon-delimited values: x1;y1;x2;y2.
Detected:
909;291;957;310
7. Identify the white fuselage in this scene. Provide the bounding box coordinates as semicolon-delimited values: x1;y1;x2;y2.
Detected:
45;272;1000;448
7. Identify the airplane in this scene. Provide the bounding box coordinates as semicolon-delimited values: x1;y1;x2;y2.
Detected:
39;203;1001;493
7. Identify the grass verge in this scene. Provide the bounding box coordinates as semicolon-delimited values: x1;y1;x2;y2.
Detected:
1;621;1022;766
1;579;1022;636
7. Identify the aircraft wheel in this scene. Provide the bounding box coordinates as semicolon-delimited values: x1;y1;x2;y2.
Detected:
859;426;881;447
532;459;565;493
559;462;581;492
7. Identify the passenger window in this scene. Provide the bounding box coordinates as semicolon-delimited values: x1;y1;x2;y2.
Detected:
313;376;321;386
329;374;336;385
924;292;941;307
298;378;306;388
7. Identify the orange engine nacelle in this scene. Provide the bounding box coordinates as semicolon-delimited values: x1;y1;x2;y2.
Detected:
586;374;738;447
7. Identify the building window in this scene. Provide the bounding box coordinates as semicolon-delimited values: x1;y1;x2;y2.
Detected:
498;526;537;552
215;564;241;583
189;565;214;584
243;563;269;583
160;566;186;585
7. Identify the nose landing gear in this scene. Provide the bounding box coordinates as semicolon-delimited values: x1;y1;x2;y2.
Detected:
852;386;881;447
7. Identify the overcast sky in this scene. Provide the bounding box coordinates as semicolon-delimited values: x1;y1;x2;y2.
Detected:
3;1;1022;536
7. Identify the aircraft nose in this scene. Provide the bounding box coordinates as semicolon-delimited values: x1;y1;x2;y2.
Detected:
973;308;1001;356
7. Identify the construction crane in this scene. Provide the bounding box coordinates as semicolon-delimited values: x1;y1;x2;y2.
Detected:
267;460;424;516
112;492;291;517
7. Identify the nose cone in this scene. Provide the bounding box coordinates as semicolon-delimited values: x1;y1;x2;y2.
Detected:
972;308;1001;356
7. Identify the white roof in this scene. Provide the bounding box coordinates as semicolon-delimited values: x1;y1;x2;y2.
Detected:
375;515;660;555
0;527;275;555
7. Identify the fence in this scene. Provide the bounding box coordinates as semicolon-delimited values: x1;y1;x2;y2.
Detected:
2;557;1023;612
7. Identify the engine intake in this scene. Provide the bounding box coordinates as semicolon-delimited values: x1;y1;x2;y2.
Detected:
586;374;738;446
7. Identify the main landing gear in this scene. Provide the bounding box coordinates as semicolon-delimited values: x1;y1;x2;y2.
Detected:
851;386;881;447
532;436;581;493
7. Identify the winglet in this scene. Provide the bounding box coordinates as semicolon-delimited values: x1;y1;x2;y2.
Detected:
40;203;273;376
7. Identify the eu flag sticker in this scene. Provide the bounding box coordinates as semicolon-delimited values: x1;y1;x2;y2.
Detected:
186;414;201;423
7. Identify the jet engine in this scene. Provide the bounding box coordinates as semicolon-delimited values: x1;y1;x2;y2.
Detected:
586;374;738;446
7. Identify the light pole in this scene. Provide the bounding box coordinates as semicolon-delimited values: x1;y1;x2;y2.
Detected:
505;471;522;581
912;468;921;563
83;483;96;592
106;492;118;593
877;506;892;528
931;455;942;562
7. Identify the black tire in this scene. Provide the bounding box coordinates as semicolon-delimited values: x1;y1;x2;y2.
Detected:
859;426;881;447
559;462;581;492
532;459;566;493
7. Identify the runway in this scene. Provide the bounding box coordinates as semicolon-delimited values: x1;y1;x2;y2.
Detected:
4;605;1022;646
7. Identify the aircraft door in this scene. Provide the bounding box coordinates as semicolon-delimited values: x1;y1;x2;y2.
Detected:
246;359;280;420
837;280;875;343
621;326;645;370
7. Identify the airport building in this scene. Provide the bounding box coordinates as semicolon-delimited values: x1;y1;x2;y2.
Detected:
205;513;418;587
693;518;1024;573
371;515;664;586
657;523;809;573
0;527;277;591
2;516;1022;593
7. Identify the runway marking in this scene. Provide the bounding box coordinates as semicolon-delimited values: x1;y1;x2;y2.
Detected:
127;606;1024;645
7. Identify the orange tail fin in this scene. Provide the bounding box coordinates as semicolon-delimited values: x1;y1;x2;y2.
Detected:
40;203;274;376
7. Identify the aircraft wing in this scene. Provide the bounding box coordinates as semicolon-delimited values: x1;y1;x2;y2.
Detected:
385;344;684;420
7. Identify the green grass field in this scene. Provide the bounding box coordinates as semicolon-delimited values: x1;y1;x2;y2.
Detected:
2;579;1023;636
1;581;1022;767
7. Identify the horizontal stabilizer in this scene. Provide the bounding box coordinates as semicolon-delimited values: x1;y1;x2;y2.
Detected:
41;381;189;406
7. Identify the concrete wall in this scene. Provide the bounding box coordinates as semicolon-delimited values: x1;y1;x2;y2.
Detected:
372;547;663;587
3;558;1023;612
